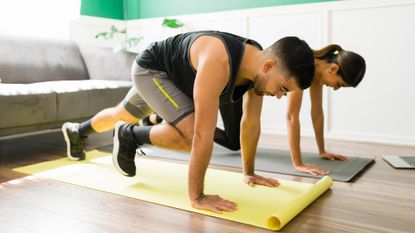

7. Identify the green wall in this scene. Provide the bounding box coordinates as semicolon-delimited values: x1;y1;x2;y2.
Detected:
81;0;126;20
81;0;339;20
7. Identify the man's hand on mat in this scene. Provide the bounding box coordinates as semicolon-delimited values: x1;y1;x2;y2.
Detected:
320;152;348;161
191;194;238;214
244;174;280;187
295;164;330;176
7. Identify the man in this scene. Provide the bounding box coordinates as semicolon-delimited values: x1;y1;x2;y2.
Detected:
114;31;314;213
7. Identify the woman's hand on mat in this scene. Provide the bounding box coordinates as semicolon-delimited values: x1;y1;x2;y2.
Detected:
191;194;238;214
295;164;330;176
244;174;280;187
320;152;348;161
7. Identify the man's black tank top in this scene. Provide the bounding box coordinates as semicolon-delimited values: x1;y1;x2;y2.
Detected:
136;31;263;105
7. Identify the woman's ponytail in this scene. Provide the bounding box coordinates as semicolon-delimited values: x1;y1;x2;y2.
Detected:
314;44;365;87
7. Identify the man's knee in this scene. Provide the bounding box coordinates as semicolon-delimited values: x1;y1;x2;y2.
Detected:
178;127;194;150
115;103;138;122
174;113;195;150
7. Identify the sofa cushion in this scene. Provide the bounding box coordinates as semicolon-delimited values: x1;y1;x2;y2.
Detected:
0;80;132;130
53;80;133;120
0;36;89;84
0;83;57;128
79;45;137;81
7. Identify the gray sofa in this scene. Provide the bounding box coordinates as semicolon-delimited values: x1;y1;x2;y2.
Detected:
0;36;136;137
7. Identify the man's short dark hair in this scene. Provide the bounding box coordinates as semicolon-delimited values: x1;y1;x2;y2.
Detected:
267;36;315;89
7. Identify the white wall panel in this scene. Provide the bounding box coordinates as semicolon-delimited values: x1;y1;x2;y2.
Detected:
127;18;184;52
328;4;415;145
70;16;126;48
182;17;246;37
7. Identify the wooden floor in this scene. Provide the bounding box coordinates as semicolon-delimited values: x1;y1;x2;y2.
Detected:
1;131;414;233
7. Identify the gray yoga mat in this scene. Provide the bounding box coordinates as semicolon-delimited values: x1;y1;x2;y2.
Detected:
135;145;374;182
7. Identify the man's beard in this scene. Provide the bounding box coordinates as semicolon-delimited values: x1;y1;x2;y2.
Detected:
253;75;266;96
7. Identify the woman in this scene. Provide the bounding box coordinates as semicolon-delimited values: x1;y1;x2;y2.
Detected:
286;44;366;175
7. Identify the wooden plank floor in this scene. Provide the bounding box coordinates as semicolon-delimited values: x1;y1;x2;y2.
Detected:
1;131;414;233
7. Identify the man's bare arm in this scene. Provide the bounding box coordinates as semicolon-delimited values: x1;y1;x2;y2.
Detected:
241;89;280;187
188;36;237;213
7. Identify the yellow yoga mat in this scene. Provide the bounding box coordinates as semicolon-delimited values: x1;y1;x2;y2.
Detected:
14;150;333;231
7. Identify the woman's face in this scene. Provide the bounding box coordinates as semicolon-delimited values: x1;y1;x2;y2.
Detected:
317;63;349;90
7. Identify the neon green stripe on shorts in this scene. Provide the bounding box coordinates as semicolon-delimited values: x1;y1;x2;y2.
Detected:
152;78;179;109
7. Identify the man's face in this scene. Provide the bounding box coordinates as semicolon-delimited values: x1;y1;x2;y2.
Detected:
253;63;300;99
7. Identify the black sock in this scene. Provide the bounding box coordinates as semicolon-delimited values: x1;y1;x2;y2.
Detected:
78;119;97;138
142;116;153;126
132;126;153;145
155;115;163;123
142;114;163;126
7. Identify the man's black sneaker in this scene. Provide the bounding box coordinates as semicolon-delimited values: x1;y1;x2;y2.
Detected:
61;122;86;161
112;121;139;177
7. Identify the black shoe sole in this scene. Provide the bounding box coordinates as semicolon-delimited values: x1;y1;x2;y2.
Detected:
62;123;85;161
112;121;135;177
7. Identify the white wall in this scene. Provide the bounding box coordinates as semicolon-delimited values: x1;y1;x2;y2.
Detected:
0;0;80;40
327;2;415;145
70;0;415;146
